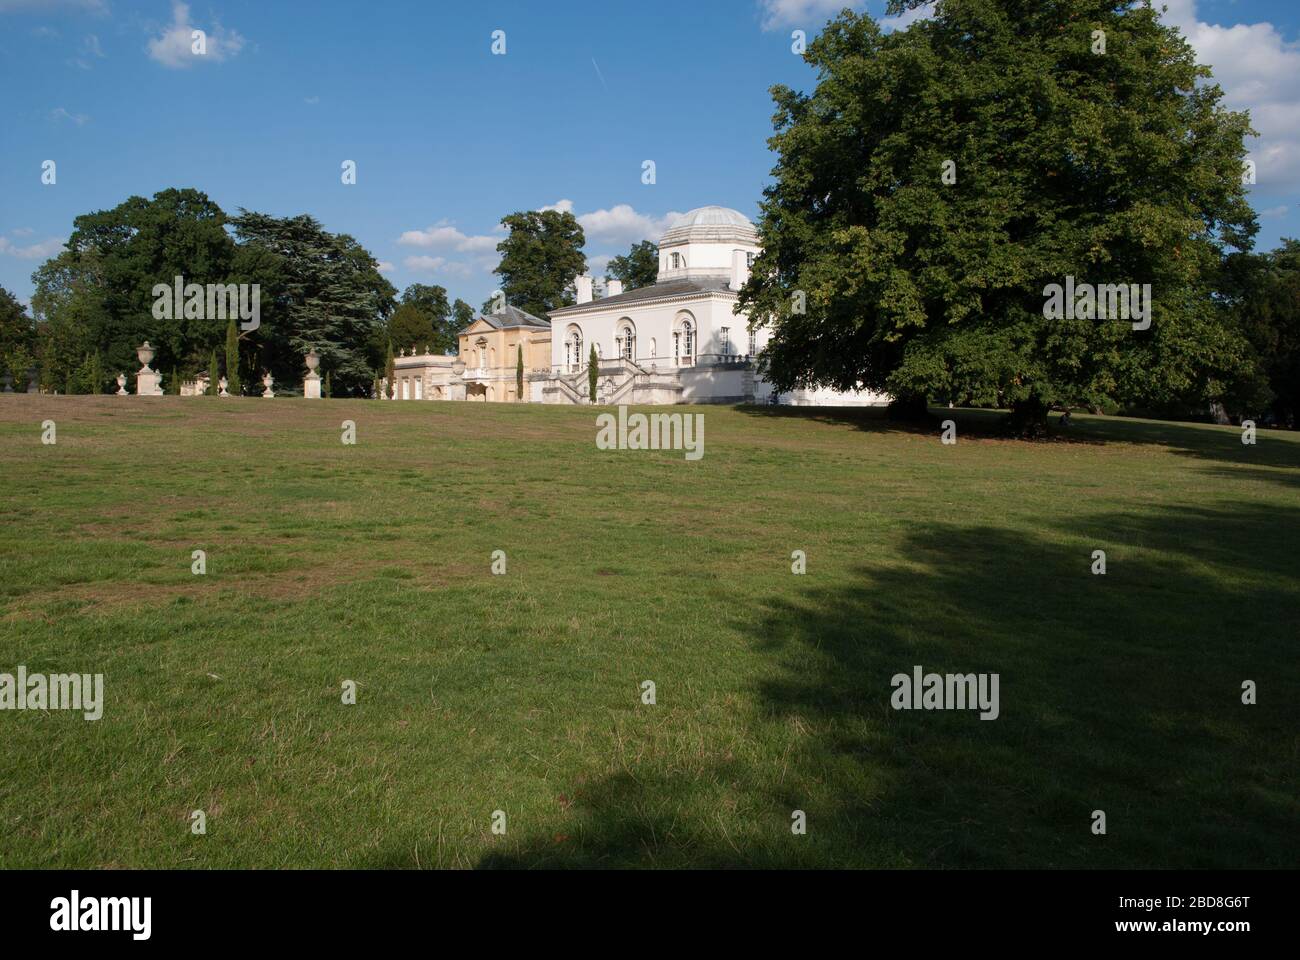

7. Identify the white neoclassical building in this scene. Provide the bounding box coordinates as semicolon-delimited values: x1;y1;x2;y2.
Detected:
540;206;887;406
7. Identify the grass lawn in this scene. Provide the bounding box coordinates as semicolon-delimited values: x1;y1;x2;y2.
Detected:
0;395;1295;868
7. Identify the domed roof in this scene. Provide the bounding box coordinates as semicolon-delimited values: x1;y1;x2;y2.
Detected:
668;206;755;230
660;206;758;246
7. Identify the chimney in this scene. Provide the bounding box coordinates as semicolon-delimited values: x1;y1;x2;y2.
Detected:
575;275;593;305
730;250;750;291
606;278;623;297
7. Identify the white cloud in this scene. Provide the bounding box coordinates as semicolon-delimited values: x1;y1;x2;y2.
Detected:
376;261;395;273
569;202;684;246
588;253;614;277
1260;205;1289;218
398;222;497;253
400;252;447;270
756;0;863;31
147;1;244;68
50;106;88;125
12;227;34;236
536;198;681;246
303;96;320;105
1157;1;1300;190
0;236;66;259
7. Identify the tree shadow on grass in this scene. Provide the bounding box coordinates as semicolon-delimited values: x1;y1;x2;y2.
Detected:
739;403;1300;472
477;501;1298;869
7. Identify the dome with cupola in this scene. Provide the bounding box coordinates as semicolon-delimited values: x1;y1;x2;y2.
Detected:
657;206;760;281
660;206;758;246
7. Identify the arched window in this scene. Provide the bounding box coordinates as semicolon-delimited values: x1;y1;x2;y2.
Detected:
670;252;682;269
674;314;695;364
566;326;583;371
617;320;636;361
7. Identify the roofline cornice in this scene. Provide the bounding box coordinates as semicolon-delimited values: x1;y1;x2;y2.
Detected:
549;287;740;319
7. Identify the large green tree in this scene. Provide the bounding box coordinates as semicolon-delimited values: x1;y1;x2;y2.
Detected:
388;283;454;353
56;188;239;379
0;286;35;388
30;248;109;391
231;211;396;395
493;209;587;319
607;240;659;291
739;1;1258;433
1231;239;1300;426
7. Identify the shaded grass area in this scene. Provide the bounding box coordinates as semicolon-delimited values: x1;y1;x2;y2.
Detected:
0;396;1295;868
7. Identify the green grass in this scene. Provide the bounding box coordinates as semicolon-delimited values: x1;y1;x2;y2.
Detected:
0;395;1296;868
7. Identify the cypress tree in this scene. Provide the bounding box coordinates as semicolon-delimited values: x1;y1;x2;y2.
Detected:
208;350;219;396
384;341;396;399
225;320;241;396
516;344;524;401
324;370;332;398
588;343;598;403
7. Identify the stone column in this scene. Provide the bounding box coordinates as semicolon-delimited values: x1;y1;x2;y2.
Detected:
135;342;164;396
303;349;321;399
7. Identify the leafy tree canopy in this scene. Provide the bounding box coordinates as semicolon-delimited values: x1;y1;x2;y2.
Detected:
739;0;1258;430
494;209;587;319
231;211;396;395
607;240;659;291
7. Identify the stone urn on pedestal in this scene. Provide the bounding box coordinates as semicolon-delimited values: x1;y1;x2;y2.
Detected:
115;373;127;396
218;377;230;398
261;371;275;398
135;342;164;396
303;348;322;399
1;372;12;393
26;367;39;394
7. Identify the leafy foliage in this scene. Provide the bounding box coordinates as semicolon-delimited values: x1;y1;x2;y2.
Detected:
607;241;659;291
739;1;1258;429
494;209;587;319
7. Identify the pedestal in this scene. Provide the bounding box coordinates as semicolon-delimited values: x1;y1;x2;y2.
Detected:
136;372;164;396
304;372;321;399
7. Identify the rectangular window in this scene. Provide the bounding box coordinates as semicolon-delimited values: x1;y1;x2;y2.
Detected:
721;327;731;356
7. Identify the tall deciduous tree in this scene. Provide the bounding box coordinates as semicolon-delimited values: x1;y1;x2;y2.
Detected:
231;211;396;396
1232;239;1300;426
739;1;1258;434
389;283;455;353
0;286;34;386
494;209;587;319
607;241;659;291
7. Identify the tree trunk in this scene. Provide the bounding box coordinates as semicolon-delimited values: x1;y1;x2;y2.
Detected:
887;392;930;422
1008;396;1051;438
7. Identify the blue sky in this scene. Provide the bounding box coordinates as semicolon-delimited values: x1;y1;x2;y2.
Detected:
2;0;1298;312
